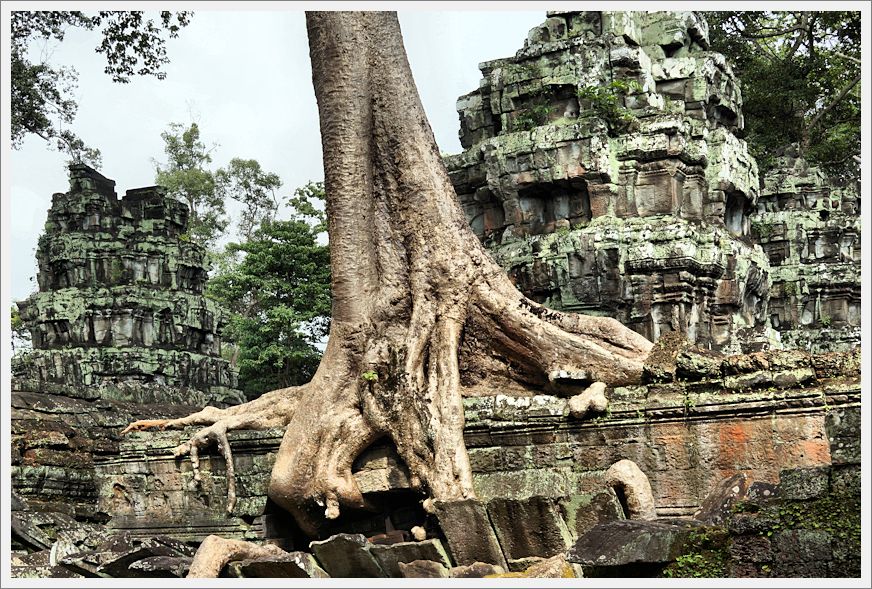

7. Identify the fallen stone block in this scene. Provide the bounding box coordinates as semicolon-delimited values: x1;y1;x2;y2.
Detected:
567;519;698;568
487;496;573;561
12;549;50;566
560;490;625;539
52;524;119;565
228;551;328;578
449;562;506;577
369;539;451;577
11;564;86;579
59;533;196;577
128;556;192;578
309;533;385;577
694;473;748;524
490;554;579;578
433;499;507;568
11;510;98;552
398;559;449;578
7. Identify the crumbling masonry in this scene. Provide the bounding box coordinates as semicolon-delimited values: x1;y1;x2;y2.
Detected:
444;11;860;355
10;10;861;580
14;164;244;406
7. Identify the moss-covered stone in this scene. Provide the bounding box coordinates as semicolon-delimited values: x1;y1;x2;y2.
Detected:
14;164;243;405
445;12;859;356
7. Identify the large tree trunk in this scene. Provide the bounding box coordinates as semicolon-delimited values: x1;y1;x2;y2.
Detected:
125;11;653;575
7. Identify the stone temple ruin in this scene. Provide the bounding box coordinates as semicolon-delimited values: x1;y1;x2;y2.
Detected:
11;165;242;523
9;11;862;580
14;164;243;406
754;156;862;352
445;11;860;355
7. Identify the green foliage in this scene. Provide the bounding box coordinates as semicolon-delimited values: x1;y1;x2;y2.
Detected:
513;87;554;131
819;314;832;327
207;189;331;400
756;492;860;552
683;393;698;415
10;10;191;166
11;304;31;352
287;181;327;234
156;123;288;251
708;11;860;181
11;305;24;332
750;220;773;239
670;478;860;578
361;370;379;382
215;158;282;241
730;500;760;514
576;80;641;136
515;104;553;131
662;528;730;578
155;122;226;250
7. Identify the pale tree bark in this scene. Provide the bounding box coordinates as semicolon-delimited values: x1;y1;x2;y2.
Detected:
124;11;653;576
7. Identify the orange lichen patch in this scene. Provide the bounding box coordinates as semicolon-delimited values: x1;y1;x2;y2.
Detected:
719;423;749;446
777;439;831;466
714;422;770;470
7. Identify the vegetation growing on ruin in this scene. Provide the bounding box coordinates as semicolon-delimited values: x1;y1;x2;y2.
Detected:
662;527;730;578
708;11;860;182
762;493;861;550
514;87;554;131
577;80;642;136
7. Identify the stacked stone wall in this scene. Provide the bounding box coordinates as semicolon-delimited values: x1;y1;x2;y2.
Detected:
445;10;860;355
14;164;243;405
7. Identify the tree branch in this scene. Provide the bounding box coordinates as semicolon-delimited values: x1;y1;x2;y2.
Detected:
784;13;810;59
834;51;861;65
739;23;808;40
806;74;861;134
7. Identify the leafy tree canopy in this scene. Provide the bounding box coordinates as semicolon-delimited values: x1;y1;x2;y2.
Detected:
207;193;331;399
287;180;327;233
708;11;861;181
11;10;192;166
215;159;283;241
154;122;226;250
154;122;292;251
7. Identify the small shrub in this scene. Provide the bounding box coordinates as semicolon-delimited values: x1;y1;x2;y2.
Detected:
515;102;553;131
577;79;642;135
751;220;773;239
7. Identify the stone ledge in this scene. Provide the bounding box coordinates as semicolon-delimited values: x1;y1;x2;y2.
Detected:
94;376;858;541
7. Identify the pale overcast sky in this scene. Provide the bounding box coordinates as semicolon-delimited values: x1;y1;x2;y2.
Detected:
6;9;545;303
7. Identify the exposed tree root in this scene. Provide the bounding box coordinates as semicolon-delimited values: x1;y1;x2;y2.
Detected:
122;12;657;577
187;535;289;578
123;386;303;514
